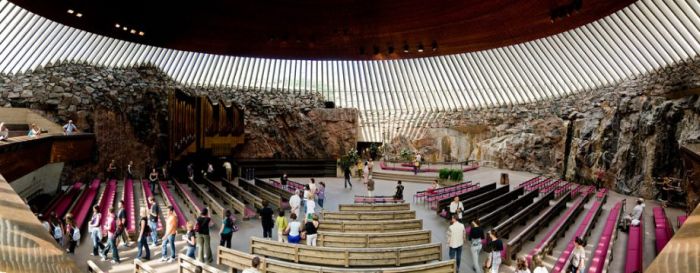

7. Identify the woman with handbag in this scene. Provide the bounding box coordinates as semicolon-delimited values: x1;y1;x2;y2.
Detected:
568;237;586;273
484;230;503;273
219;210;235;248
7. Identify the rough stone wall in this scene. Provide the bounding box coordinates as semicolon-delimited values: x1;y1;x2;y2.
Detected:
0;63;357;181
388;59;700;198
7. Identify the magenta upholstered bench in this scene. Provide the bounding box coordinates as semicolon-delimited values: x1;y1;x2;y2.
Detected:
588;202;622;273
624;221;643;273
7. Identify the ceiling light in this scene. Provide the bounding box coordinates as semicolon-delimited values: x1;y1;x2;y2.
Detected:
115;23;120;28
67;9;74;14
417;44;424;53
138;31;145;36
76;13;83;18
130;29;136;34
122;27;128;31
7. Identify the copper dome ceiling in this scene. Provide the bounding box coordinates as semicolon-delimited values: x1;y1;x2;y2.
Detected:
9;0;634;60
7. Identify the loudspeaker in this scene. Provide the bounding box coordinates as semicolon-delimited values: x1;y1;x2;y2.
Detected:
324;101;335;108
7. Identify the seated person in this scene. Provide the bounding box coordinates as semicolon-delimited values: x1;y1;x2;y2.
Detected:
427;180;440;195
0;122;8;141
27;123;40;137
623;198;645;228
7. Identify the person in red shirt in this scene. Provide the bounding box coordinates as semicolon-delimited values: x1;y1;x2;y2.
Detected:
101;208;120;264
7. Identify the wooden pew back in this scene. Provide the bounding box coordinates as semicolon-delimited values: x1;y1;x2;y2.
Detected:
202;177;247;218
322;210;416;221
338;203;410;212
134;259;157;273
319;219;422;233
179;254;226;273
315;230;431;248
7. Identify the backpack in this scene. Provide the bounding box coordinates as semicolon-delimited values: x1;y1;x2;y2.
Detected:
72;227;81;241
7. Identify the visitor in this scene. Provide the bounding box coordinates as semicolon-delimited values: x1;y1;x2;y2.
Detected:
623;198;645;229
275;209;288;243
394;180;404;201
161;206;177;263
427;180;440;195
184;221;196;259
88;205;105;257
63;120;78;135
469;219;485;273
515;256;531;273
161;163;169;181
126;161;134;180
366;176;375;197
309;178;317;199
343;166;352;188
65;214;77;254
149;168;159;195
289;190;301;220
223;161;232;181
569;237;586;273
368;158;374;176
259;200;275;239
316;182;325;209
39;215;50;233
147;196;161;246
242;256;262;273
285;213;302;244
532;256;548;273
485;230;503;273
219;209;235;248
305;193;316;220
0;122;8;141
52;218;64;246
450;196;464;220
304;214;320;246
302;184;311;216
106;160;117;181
195;207;213;263
117;200;131;247
27;123;40;137
280;172;289;189
101;208;120;264
135;207;151;261
446;215;466;271
206;162;214;180
187;163;194;181
362;161;370;182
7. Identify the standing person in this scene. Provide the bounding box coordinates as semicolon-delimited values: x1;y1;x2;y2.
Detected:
206;163;214;180
219;210;235;248
101;208;120;264
187;163;194;181
305;193;316;221
362;161;370;182
280;172;289;189
135;207;151;261
88;205;105;257
161;164;169;181
63;120;78;135
126;161;134;180
149;168;159;195
242;256;262;273
450;196;464;220
446;215;466;271
368;158;374;176
184;221;196;258
52;218;64;246
365;176;375;197
304;214;320;246
515;257;531;273
275;210;288;242
532;256;548;273
309;179;317;198
117;200;131;247
485;230;504;273
148;196;160;246
343;166;352;188
289;190;301;221
302;185;310;216
65;214;78;254
394;180;405;201
468;219;485;273
259;201;275;239
161;206;177;263
316;182;325;209
223;161;232;181
195;208;213;263
285;213;302;244
569;237;586;273
106;160;117;181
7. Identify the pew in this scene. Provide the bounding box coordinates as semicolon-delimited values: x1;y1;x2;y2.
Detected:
252;178;293;201
625;211;644;273
86;261;104;273
242;178;286;208
507;194;570;260
218;246;456;273
653;206;673;253
495;191;555;238
425;183;476;206
588;202;624;273
201;177;250;219
551;197;605;273
221;178;264;209
460;186;509;213
437;183;497;217
188;178;225;217
140;179;163;233
46;182;84;219
70;179;100;231
478;189;538;228
314;230;431;248
518;176;543;189
134;259;157;273
318;219;422;233
98;180;117;233
249;237;442;267
179;254;226;273
159;181;188;230
525;195;586;264
414;181;471;202
321;210;416;221
353;195;404;204
123;179;136;234
173;178;204;217
338;203;410;212
461;187;524;222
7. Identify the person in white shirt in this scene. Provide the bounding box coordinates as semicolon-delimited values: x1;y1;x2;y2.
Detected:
532;256;548;273
305;193;316;220
0;122;8;141
446;215;466;271
242;256;262;273
449;196;464;220
63;120;78;135
289;190;301;219
569;237;586;273
223;161;232;181
309;178;317;199
624;198;645;227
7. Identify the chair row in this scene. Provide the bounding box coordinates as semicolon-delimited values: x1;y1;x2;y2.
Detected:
201;177;249;218
159;181;187;230
122;179;136;234
495;191;555;238
140;179;163;233
518;176;544;189
380;161;479;173
249;237;442;267
436;183;497;216
98;180;118;233
414;180;471;202
43;182;84;220
424;183;477;205
222;178;263;210
461;187;525;222
440;185;508;219
588;202;624;273
71;180;100;233
478;189;538;228
252;178;293;201
240;178;284;209
311;230;431;248
353;195;404;204
653;206;674;254
338;202;410;212
188;178;225;217
319;219;422;233
173;178;205;218
525;195;587;264
551;195;606;273
321;210;416;221
523;177;552;192
507;194;571;261
625;209;644;273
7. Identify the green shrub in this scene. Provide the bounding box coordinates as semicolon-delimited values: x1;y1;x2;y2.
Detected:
438;168;450;180
449;169;463;181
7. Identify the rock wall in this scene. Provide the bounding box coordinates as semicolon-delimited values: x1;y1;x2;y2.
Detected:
387;59;700;198
0;64;357;181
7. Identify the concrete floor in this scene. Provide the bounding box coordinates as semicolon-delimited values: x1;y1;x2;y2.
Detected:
72;166;683;273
